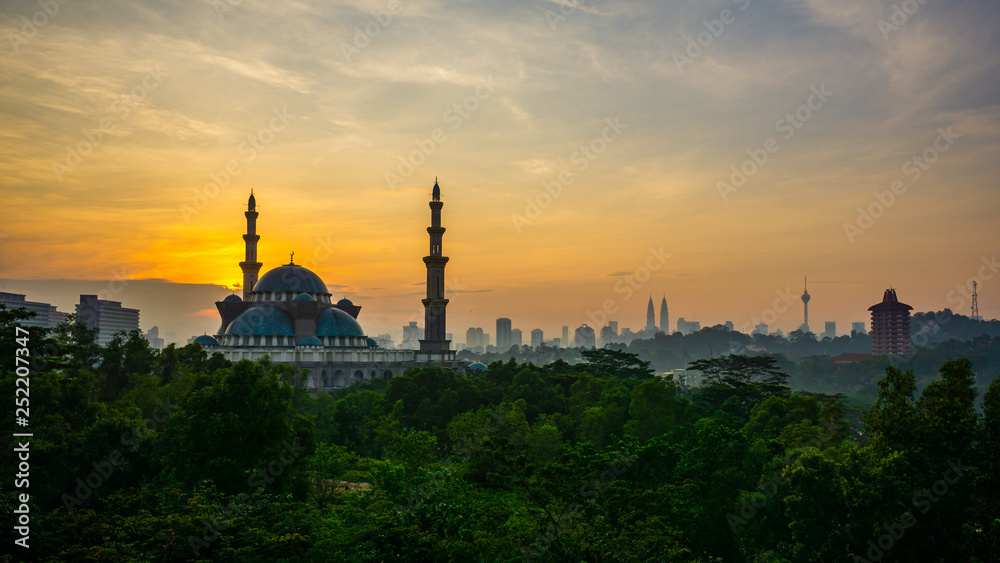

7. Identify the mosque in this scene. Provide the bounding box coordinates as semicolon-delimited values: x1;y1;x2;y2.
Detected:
193;181;464;389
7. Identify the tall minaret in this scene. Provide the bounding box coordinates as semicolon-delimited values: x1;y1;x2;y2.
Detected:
418;179;451;355
239;191;263;300
646;296;656;333
660;295;669;334
800;277;811;333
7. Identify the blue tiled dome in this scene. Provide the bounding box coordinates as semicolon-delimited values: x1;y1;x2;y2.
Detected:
468;362;488;373
193;334;219;347
225;305;295;336
297;335;322;346
366;337;377;347
253;264;329;294
223;294;242;302
337;297;354;307
293;293;314;301
316;306;365;338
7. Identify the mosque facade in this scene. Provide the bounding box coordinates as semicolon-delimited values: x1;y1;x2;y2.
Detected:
194;181;463;390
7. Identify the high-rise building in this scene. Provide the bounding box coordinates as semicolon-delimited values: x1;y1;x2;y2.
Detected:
600;324;617;346
824;322;836;340
561;326;569;347
145;326;164;349
511;328;523;347
496;317;512;350
851;322;867;335
466;327;486;349
869;289;912;355
800;277;811;333
660;295;669;333
401;321;423;349
418;179;454;360
0;292;69;328
645;296;656;332
575;324;596;348
620;327;635;345
752;323;768;336
530;328;544;349
724;321;734;331
677;317;700;335
76;295;140;346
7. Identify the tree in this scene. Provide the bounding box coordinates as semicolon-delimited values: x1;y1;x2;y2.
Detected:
689;355;790;388
580;348;654;379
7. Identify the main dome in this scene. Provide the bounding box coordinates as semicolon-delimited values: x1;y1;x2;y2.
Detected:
316;306;365;338
253;263;329;294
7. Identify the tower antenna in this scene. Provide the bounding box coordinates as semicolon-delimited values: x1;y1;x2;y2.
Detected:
972;281;981;321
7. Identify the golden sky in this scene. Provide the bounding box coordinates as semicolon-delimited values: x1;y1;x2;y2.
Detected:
1;0;999;342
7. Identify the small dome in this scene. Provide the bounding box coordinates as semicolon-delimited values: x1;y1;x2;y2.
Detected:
223;294;243;302
253;264;329;294
337;297;355;307
366;337;377;347
225;305;295;336
316;306;365;338
297;335;322;346
194;334;219;347
468;362;488;373
293;293;314;301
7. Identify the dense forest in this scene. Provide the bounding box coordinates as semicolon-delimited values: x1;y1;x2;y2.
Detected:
2;306;998;562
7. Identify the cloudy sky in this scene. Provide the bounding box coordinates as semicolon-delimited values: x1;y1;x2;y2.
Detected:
1;0;998;343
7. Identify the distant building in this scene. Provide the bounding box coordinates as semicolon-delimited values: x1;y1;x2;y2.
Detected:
646;297;657;332
530;328;544;349
620;327;636;345
575;324;596;348
76;295;140;346
676;317;700;335
773;329;784;338
724;321;734;331
466;327;485;349
0;292;69;329
373;333;395;348
511;328;523;348
145;326;165;350
561;326;569;348
752;323;768;336
659;296;669;333
401;322;423;349
600;325;617;346
824;322;836;340
869;288;912;355
851;322;867;335
496;318;512;351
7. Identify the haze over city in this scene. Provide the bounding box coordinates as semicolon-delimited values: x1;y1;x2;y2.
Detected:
2;0;999;343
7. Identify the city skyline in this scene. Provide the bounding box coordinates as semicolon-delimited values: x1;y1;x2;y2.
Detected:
1;0;998;343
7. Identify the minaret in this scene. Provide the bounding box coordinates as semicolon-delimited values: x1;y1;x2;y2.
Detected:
800;277;811;333
239;190;263;300
418;179;452;357
660;295;669;334
646;296;656;333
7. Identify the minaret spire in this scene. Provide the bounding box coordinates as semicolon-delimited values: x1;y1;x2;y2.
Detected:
239;191;263;299
418;178;454;359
